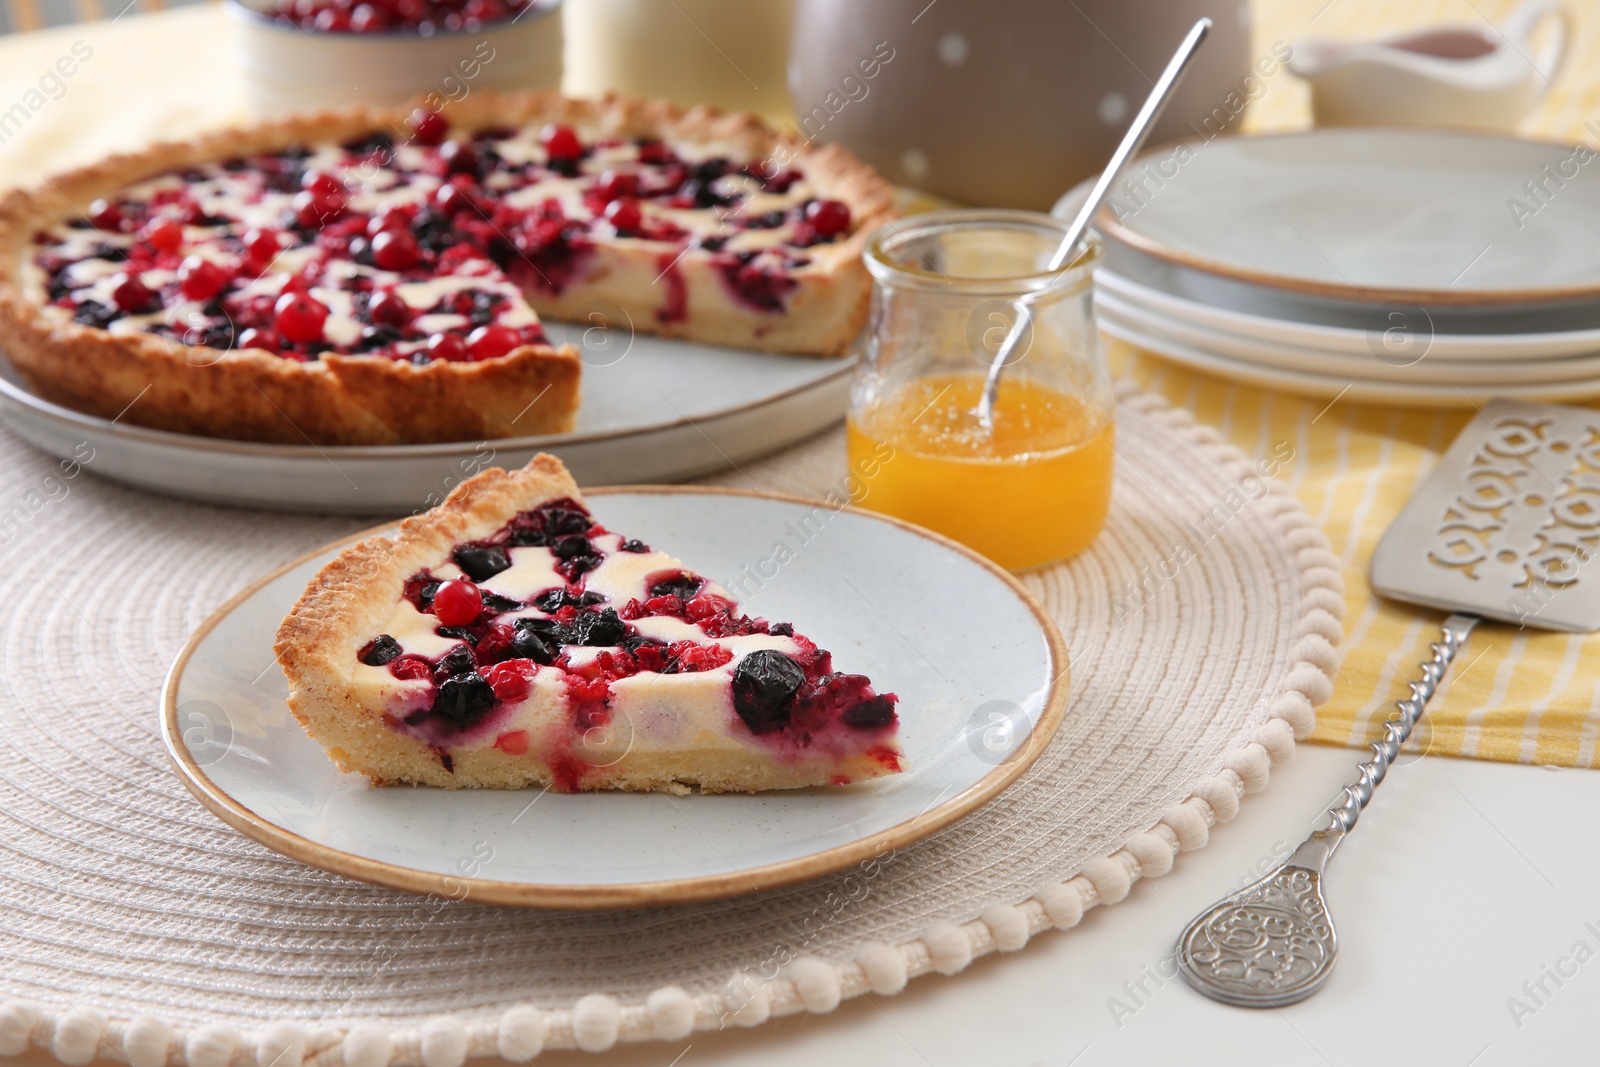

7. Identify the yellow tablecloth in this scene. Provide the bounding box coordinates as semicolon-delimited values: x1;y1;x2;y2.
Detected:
2;0;1599;766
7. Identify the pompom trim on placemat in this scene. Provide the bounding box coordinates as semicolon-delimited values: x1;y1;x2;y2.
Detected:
0;385;1344;1064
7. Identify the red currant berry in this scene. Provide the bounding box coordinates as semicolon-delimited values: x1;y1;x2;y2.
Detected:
236;327;280;352
485;663;533;705
467;323;521;361
436;243;485;271
637;141;675;165
301;171;345;197
432;578;483;626
371;229;419;271
759;167;801;193
492;728;530;753
367;289;412;326
540;123;582;161
390;657;432;681
88;198;123;231
177;256;230;301
144;218;184;254
594;169;638;202
110;273;157;313
293;187;346;229
805;199;851;237
685;594;735;621
603;197;642;234
408;107;449;146
274;290;329;343
427;332;470;361
243;227;281;264
433;181;476;216
438;140;478;176
241;294;276;326
366;207;412;237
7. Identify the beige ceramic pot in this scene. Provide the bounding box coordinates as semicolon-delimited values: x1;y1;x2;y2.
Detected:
563;0;796;121
788;0;1254;209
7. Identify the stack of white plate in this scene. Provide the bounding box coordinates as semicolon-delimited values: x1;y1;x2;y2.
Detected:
1054;129;1600;406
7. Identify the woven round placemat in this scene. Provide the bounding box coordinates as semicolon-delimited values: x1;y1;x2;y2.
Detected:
0;385;1344;1066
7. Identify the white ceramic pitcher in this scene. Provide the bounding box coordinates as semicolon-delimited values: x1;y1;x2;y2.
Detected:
1288;1;1570;131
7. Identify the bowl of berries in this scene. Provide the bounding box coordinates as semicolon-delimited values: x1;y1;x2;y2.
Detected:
228;0;562;114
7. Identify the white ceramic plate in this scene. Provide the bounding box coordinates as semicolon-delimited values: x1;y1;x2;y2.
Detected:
161;488;1070;908
0;328;852;515
1096;129;1600;306
1095;270;1600;363
1101;237;1600;335
1099;314;1600;407
1097;293;1600;385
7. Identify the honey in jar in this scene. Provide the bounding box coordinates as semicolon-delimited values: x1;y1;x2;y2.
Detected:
847;210;1115;570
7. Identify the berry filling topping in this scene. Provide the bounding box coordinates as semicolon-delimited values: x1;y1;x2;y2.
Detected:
258;0;545;34
357;496;898;788
32;114;854;361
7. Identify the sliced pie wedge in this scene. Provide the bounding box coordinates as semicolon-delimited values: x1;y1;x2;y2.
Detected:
274;455;904;793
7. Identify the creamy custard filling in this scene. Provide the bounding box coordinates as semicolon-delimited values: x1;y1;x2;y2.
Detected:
31;111;858;366
351;496;899;789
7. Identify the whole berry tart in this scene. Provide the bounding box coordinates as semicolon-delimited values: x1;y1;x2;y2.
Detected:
0;92;891;445
274;454;904;792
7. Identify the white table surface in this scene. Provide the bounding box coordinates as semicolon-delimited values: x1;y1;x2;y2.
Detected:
566;744;1597;1066
3;743;1594;1067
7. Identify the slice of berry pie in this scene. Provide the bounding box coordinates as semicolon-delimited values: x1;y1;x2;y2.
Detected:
274;454;904;792
0;92;891;445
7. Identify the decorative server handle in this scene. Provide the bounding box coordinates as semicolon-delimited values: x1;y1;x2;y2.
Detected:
1320;613;1476;839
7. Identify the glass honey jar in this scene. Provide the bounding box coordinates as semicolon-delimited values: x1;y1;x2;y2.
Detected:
846;210;1114;570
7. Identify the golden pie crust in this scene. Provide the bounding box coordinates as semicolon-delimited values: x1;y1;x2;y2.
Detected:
275;454;581;787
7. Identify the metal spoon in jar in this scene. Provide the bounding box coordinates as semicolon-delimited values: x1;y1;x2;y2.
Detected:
973;17;1212;431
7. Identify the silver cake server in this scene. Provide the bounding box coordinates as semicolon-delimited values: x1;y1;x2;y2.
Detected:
1176;399;1600;1008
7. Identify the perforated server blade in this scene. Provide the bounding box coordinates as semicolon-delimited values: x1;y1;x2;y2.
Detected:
1175;399;1600;1008
1370;399;1600;632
